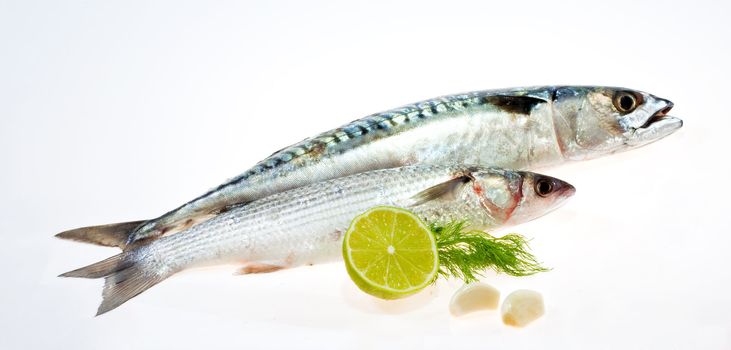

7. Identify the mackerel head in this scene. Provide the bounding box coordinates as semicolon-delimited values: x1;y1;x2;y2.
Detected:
550;86;681;160
57;86;681;245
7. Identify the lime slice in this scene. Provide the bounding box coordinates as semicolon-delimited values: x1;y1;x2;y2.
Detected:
343;206;439;299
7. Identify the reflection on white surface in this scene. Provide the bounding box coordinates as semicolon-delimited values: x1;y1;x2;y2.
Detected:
2;0;730;348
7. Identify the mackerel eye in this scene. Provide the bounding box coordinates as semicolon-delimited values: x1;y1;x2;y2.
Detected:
613;91;639;113
535;179;553;197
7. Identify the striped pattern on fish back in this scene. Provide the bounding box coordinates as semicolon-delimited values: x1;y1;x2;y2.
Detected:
214;91;493;191
130;86;556;241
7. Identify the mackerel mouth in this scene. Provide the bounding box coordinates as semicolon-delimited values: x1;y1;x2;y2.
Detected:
640;103;676;129
625;102;682;146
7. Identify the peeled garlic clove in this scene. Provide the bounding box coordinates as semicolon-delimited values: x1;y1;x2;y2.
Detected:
449;282;500;316
501;289;545;327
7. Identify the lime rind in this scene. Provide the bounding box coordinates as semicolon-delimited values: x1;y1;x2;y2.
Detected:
343;206;438;299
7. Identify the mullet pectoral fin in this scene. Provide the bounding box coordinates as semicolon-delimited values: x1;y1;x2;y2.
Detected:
408;175;473;207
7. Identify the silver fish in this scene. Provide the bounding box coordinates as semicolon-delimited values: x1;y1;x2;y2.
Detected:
103;86;677;244
59;165;575;315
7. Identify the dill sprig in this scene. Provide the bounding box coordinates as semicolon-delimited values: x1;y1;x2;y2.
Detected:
430;221;549;283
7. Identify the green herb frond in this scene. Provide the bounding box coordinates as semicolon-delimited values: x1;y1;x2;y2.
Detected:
431;221;548;283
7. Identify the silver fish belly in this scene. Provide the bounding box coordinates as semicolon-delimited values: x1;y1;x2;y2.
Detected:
153;166;515;272
133;90;561;240
130;86;680;242
60;165;575;315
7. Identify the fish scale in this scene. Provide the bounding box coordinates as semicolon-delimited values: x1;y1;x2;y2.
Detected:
227;94;475;182
57;85;682;315
60;164;576;314
112;86;679;244
129;90;543;240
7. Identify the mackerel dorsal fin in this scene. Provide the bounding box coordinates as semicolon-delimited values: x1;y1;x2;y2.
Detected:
409;175;472;207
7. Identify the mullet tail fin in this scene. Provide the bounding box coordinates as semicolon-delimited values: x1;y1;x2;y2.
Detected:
59;250;173;316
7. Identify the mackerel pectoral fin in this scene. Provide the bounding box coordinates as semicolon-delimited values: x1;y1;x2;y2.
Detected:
408;175;472;206
55;220;147;249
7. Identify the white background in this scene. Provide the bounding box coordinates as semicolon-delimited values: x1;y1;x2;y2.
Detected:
1;0;730;349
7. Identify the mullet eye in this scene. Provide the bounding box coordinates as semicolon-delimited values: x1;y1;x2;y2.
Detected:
535;179;553;197
613;91;639;113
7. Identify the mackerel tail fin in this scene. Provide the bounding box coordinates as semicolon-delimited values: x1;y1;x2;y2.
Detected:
59;251;173;315
55;220;147;249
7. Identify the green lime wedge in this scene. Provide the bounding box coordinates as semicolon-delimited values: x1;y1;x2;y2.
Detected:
343;206;439;299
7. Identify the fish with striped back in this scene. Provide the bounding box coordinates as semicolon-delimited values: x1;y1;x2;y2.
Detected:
57;86;681;253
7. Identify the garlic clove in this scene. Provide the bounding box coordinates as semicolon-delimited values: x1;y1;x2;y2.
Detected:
501;289;545;327
449;282;500;317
